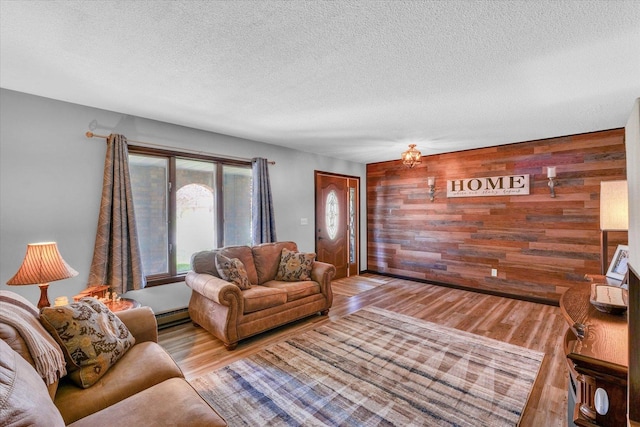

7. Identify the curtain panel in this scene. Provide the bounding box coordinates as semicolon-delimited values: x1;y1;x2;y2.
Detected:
88;134;146;294
251;158;277;245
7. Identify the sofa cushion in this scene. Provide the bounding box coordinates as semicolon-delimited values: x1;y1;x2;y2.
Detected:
0;321;59;401
193;246;259;285
215;254;251;290
191;250;221;277
252;241;298;284
219;246;258;285
0;339;65;427
54;341;184;424
263;280;321;302
0;290;65;398
0;323;37;370
68;378;227;427
275;248;316;281
242;286;287;314
40;298;135;388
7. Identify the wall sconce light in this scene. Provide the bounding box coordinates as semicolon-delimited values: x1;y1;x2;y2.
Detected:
547;166;557;198
427;176;436;202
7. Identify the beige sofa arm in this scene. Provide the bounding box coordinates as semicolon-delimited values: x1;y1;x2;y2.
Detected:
185;271;243;309
116;306;158;344
311;261;336;295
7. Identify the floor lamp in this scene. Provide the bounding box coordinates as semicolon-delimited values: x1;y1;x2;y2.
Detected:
600;180;629;275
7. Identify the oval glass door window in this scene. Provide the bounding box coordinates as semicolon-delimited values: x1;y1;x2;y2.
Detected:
326;190;339;240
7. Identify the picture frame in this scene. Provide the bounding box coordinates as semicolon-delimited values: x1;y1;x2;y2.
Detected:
606;244;629;282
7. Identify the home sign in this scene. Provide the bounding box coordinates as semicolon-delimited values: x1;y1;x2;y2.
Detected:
447;174;530;198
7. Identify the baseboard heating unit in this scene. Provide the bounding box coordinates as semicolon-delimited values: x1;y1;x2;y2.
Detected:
156;307;190;329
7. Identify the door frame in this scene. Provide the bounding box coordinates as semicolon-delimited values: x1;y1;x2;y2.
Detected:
314;171;360;277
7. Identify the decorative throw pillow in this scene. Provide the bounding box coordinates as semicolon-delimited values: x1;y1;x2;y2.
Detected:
215;254;251;290
39;297;135;388
275;248;316;281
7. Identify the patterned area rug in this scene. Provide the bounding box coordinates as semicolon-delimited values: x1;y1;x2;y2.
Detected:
192;307;544;426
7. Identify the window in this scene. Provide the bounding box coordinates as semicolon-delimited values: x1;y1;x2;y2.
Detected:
129;155;169;277
175;159;216;273
222;165;253;248
349;187;356;264
325;190;339;240
129;149;251;285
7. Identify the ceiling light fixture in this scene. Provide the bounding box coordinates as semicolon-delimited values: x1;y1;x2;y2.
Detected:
401;144;422;168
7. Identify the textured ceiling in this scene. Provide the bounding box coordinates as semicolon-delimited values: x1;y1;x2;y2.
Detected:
1;1;639;164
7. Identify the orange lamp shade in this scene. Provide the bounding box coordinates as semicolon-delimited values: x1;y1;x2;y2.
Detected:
7;242;78;308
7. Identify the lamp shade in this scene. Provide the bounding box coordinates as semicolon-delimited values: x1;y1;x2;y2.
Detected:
600;180;629;231
7;242;78;286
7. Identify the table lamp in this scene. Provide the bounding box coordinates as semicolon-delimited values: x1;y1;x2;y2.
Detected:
600;180;629;275
7;242;78;309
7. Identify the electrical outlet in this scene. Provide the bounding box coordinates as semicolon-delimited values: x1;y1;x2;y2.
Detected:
491;268;498;277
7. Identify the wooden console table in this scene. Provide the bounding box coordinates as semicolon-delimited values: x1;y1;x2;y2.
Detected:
561;283;628;427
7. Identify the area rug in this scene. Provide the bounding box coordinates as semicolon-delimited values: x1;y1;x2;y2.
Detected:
191;307;544;426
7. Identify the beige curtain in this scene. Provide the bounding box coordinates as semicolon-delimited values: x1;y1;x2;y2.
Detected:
88;134;146;293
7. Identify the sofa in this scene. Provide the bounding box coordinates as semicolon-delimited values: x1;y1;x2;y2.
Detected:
0;291;227;426
186;241;335;350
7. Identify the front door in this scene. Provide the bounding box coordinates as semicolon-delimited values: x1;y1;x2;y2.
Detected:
315;172;359;279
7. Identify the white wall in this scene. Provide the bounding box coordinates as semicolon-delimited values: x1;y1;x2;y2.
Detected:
0;89;366;302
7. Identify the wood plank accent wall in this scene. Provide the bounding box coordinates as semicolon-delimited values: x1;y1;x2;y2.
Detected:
367;129;627;304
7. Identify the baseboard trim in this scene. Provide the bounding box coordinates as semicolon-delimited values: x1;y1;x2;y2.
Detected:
156;307;190;329
361;269;559;307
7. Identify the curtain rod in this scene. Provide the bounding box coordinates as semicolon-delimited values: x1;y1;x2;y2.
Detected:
85;131;275;165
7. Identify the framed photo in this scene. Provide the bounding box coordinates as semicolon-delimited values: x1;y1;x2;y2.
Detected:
606;245;629;282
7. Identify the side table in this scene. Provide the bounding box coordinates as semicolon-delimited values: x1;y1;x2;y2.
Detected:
73;286;140;313
104;297;141;313
560;283;628;427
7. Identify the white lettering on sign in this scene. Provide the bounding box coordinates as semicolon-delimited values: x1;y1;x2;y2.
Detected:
447;174;530;198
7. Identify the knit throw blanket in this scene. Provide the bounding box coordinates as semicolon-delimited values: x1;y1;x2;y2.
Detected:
0;291;67;384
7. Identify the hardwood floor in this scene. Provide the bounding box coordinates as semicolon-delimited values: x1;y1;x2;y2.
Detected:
159;273;568;426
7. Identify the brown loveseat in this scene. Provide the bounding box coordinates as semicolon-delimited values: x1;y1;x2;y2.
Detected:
186;241;335;350
0;291;226;426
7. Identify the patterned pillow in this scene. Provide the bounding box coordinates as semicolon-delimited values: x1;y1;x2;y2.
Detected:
39;297;135;388
215;254;251;290
275;248;316;281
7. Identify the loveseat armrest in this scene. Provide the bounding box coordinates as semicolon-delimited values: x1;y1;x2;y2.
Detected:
311;261;336;296
185;271;243;309
116;306;158;344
